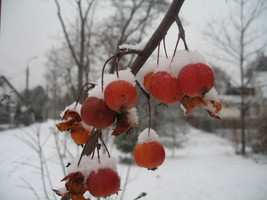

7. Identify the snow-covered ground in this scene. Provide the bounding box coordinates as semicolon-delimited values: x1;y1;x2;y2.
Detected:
0;120;267;200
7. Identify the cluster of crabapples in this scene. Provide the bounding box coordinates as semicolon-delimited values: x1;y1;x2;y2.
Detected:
137;50;214;104
54;155;121;199
55;50;221;199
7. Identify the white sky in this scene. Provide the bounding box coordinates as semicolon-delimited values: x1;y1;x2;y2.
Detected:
1;0;266;92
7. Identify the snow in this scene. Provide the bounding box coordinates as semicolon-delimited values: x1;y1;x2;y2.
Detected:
89;68;136;100
59;101;81;118
89;84;104;100
137;128;160;144
66;155;118;182
136;60;156;91
136;50;207;91
103;68;136;88
0;120;267;200
203;87;219;102
119;40;147;51
156;50;206;78
126;107;139;125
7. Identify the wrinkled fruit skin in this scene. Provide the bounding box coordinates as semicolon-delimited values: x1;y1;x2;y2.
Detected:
87;168;120;198
133;141;165;170
177;63;214;97
81;97;117;129
104;80;137;113
149;71;183;104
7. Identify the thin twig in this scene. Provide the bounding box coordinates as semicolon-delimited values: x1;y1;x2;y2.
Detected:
18;177;41;200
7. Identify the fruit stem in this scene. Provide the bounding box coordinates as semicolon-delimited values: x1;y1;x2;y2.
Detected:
99;133;111;158
115;56;120;78
91;131;101;160
136;81;152;137
175;16;189;51
157;43;160;67
147;95;151;137
96;139;100;163
75;82;96;109
101;53;118;91
171;35;180;64
163;36;168;58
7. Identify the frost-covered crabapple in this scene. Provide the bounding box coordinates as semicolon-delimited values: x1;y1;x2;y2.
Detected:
148;71;183;104
177;63;214;97
104;80;137;113
87;168;120;198
81;97;116;129
133;129;165;170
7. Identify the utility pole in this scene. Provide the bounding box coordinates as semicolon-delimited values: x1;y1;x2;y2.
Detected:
25;56;38;102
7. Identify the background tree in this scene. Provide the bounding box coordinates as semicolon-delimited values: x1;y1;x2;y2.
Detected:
98;0;170;73
204;0;267;155
45;47;71;119
54;0;96;98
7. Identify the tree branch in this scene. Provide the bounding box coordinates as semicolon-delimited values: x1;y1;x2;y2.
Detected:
54;0;80;67
130;0;185;75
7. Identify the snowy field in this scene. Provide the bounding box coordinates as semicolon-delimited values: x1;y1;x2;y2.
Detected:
0;120;267;200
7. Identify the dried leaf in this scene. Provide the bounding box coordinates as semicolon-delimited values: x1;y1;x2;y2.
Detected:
111;111;138;137
180;96;203;114
203;99;222;120
56;109;91;139
180;95;222;120
78;130;99;163
54;172;90;200
56;109;82;132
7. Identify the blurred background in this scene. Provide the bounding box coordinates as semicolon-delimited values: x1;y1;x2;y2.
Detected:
1;0;266;153
0;0;267;199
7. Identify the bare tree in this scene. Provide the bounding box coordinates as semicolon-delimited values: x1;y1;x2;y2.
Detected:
45;47;70;119
54;0;96;98
204;0;267;155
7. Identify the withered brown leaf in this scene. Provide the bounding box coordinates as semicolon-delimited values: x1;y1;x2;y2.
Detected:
180;95;222;119
112;111;138;137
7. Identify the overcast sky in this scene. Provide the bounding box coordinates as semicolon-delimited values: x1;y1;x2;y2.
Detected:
1;0;265;92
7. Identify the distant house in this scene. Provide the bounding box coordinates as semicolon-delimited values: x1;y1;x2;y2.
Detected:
251;71;267;119
186;56;267;132
0;76;23;128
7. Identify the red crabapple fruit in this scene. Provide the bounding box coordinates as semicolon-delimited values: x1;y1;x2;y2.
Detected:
87;168;120;198
148;71;183;104
177;63;214;97
81;97;116;129
104;80;137;113
133;141;165;170
133;129;165;170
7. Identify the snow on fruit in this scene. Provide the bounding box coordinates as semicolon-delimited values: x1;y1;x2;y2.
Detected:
133;129;166;170
54;155;120;199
